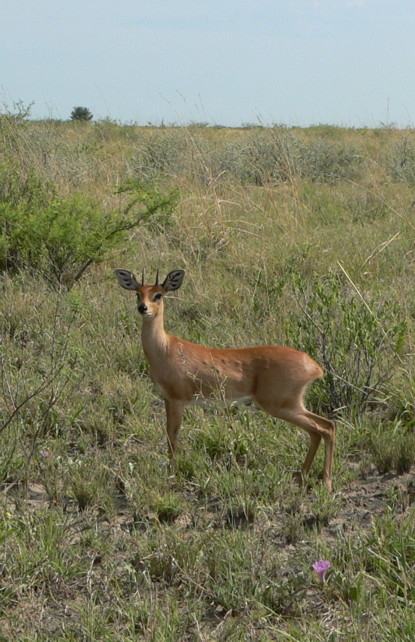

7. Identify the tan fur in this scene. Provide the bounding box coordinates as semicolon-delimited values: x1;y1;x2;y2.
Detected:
115;271;335;491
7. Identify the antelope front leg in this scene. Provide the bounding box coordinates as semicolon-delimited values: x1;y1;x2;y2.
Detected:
164;398;185;457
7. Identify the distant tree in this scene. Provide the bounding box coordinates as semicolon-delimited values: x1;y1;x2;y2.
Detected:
70;106;93;122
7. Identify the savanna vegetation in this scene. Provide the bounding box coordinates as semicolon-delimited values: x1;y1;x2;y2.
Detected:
1;108;415;639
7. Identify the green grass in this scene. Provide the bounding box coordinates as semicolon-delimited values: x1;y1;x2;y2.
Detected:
1;117;415;638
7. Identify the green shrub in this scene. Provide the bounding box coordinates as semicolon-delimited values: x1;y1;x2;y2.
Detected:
130;131;191;181
386;138;415;186
301;140;362;183
211;130;304;185
0;175;178;288
287;272;406;414
129;128;362;187
209;130;361;186
0;163;55;210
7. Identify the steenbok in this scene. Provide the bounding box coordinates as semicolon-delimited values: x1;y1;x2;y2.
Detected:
114;268;335;490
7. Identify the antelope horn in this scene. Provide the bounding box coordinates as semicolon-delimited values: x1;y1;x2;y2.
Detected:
141;269;145;286
155;269;159;285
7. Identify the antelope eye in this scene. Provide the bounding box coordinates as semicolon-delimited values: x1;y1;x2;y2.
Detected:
153;293;163;301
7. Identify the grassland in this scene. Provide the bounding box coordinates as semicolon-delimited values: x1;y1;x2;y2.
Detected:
1;115;415;639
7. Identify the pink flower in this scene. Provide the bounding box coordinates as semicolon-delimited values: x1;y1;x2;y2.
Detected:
312;560;331;583
40;450;51;458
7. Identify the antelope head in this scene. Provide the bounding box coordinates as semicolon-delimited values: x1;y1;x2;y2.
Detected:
114;268;185;318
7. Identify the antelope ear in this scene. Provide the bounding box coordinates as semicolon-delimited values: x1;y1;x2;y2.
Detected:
162;269;185;292
114;269;139;291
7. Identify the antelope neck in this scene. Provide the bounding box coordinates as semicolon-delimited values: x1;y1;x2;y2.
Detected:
140;307;169;353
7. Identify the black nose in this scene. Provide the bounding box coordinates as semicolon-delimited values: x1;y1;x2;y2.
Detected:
138;303;148;314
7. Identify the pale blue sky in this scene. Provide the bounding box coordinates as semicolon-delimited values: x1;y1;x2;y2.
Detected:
1;0;414;127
